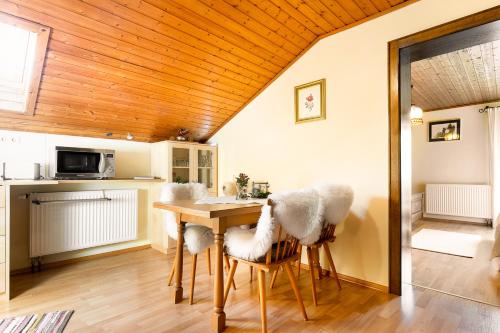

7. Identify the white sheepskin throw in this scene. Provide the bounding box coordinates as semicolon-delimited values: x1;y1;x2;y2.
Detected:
161;211;179;240
269;188;324;246
159;183;208;202
225;205;275;261
314;184;354;225
158;183;210;252
185;225;214;254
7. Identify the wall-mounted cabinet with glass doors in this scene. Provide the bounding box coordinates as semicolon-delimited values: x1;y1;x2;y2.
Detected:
151;141;217;195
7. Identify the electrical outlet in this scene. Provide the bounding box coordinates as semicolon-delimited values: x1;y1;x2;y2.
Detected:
0;134;21;144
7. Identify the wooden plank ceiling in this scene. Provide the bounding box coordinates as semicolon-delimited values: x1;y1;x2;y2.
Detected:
412;40;500;112
0;0;414;142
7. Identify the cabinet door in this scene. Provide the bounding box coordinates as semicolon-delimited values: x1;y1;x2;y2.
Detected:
194;147;216;193
170;145;192;183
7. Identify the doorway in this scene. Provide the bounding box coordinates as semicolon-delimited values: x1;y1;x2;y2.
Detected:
388;6;500;299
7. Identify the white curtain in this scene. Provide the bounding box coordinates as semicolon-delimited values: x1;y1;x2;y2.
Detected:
488;107;500;227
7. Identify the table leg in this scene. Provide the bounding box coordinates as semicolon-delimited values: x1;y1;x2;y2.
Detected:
174;217;185;304
211;231;226;332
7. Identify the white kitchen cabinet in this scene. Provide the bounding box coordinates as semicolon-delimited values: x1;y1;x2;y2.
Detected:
151;141;217;195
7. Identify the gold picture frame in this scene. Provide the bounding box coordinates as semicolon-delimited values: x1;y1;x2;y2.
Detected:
295;79;326;124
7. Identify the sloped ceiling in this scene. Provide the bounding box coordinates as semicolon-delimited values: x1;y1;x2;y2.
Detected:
412;40;500;111
0;0;414;142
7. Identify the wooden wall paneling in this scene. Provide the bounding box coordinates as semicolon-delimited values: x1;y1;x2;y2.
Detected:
0;0;416;141
318;0;357;24
45;50;245;108
89;0;292;70
335;0;368;20
303;0;347;28
480;42;497;101
113;0;280;81
7;0;280;77
494;40;500;98
47;0;292;71
411;41;500;112
0;1;271;84
370;0;391;12
267;0;327;35
283;0;337;31
41;64;233;122
202;0;309;51
352;0;379;16
41;66;230;120
195;0;301;57
223;0;317;42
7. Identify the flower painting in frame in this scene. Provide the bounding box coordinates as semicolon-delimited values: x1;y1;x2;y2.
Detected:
295;79;326;124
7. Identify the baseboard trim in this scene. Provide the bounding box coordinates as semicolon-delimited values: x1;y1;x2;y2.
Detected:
423;214;487;224
296;262;389;293
11;244;152;276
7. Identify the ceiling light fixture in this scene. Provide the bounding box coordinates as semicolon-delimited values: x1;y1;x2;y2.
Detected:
410;105;423;126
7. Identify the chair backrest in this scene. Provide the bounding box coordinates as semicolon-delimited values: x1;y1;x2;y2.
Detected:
268;188;324;246
159;183;208;239
159;183;208;202
266;199;301;265
314;184;353;226
313;184;353;244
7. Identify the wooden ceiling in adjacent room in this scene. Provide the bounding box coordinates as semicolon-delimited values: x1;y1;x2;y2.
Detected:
412;40;500;112
0;0;414;142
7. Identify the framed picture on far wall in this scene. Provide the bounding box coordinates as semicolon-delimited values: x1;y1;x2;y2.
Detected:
295;79;326;124
428;119;461;142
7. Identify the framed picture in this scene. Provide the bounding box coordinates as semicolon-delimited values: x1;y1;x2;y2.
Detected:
295;79;326;123
428;119;461;142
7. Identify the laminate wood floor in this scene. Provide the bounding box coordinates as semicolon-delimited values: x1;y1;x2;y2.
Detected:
412;219;500;307
0;248;499;332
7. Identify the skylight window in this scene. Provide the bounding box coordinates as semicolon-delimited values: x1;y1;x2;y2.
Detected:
0;14;50;115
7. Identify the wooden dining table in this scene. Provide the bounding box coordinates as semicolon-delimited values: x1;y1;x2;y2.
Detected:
153;199;263;333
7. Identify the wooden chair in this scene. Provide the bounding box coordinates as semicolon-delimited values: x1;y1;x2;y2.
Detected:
270;224;341;306
224;200;308;333
302;224;341;306
270;184;353;306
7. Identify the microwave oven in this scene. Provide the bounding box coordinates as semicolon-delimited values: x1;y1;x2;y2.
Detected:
55;146;115;179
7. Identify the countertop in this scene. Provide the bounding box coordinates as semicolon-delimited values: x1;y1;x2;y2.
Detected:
0;178;165;186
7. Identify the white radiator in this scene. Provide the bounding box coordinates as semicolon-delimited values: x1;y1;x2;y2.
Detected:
30;189;138;258
425;184;491;220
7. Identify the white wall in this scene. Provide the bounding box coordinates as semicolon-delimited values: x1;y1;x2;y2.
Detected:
209;0;500;286
412;103;498;194
0;130;151;178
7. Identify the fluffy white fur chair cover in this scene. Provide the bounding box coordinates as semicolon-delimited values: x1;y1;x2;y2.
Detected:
270;188;324;246
225;205;275;262
159;183;213;254
225;185;354;261
314;184;354;225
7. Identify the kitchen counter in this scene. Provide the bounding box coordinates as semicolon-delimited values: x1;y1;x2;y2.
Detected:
0;178;165;186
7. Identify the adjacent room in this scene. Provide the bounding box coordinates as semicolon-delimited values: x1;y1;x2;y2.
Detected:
0;1;499;332
408;33;500;307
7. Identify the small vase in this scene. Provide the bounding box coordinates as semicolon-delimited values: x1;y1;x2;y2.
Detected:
236;184;248;200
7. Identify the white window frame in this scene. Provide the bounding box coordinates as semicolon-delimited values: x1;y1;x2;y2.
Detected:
0;12;50;116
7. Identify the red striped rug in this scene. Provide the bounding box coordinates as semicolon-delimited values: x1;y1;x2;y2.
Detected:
0;310;74;333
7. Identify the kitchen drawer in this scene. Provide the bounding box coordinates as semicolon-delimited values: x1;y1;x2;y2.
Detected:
0;263;5;294
0;187;4;208
0;236;4;263
0;209;4;236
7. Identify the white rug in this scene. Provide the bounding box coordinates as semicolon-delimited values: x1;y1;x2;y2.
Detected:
411;228;482;258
